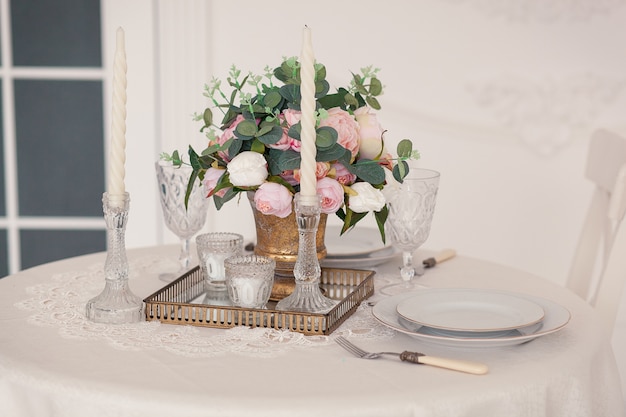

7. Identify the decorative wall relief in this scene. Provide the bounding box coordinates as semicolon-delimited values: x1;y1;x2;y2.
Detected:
445;0;626;22
467;74;626;155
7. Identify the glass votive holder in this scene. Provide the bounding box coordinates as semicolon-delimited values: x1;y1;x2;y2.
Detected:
225;255;276;309
196;232;244;285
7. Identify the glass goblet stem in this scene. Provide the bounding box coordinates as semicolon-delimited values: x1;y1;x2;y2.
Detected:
178;237;191;270
400;250;416;283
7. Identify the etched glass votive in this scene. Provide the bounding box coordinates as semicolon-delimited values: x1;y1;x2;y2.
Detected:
225;255;275;309
196;232;244;284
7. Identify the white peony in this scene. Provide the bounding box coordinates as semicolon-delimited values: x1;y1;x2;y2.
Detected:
348;182;386;213
227;151;268;187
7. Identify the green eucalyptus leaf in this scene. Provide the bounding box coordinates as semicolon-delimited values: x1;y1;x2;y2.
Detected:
257;123;274;137
202;108;213;128
171;150;182;166
316;143;348;162
315;126;338;149
374;206;388;244
369;77;383;96
315;80;330;98
365;96;381;110
221;107;239;127
350;160;386;184
188;146;201;170
288;123;301;140
235;120;258;137
227;138;243;157
315;63;327;81
397;139;413;158
250;138;266;153
214;187;238;210
278;149;302;171
280;84;300;103
267;149;284;175
257;125;284;145
263;89;282;109
344;92;359;108
393;160;409;182
184;169;199;210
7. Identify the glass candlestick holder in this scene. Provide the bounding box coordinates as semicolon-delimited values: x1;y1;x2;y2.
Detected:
86;192;143;323
276;194;335;313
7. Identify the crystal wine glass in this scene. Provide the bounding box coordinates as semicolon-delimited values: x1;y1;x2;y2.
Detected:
379;169;440;296
155;161;210;282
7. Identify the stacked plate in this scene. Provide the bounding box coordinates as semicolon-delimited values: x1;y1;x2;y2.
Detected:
372;288;571;348
321;226;399;268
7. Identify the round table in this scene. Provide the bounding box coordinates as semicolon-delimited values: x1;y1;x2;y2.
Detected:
0;245;624;417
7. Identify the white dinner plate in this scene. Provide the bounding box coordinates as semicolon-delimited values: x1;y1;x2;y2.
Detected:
321;226;400;268
395;288;545;332
372;290;571;348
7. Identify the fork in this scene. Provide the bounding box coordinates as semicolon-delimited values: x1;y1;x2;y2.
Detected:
335;336;488;375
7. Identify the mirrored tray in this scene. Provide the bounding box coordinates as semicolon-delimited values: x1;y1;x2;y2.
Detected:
143;266;374;335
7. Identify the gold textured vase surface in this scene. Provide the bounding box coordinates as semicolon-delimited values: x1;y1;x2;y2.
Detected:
248;192;327;277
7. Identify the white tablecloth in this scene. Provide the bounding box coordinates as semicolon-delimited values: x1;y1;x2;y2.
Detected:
0;245;624;417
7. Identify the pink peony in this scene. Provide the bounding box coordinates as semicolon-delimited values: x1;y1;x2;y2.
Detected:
316;177;344;214
254;182;293;218
202;167;228;197
319;107;360;157
213;114;246;162
354;107;387;160
330;162;356;185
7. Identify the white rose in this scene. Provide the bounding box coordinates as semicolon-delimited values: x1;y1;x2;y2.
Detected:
348;182;386;213
227;151;268;187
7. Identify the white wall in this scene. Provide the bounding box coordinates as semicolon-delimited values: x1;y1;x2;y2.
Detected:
107;0;626;396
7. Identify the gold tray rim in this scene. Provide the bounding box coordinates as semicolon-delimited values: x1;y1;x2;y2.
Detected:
143;266;375;335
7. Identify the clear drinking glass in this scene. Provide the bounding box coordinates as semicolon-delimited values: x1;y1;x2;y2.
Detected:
379;169;440;296
225;255;275;309
196;232;244;283
155;161;210;282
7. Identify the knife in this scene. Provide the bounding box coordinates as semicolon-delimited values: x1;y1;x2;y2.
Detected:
415;249;456;276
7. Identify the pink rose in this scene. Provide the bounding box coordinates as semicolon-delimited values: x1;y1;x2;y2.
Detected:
316;177;344;214
330;162;356;185
293;162;329;185
215;114;246;161
254;182;293;218
290;138;302;152
202;167;228;197
281;109;303;152
315;162;331;179
319;107;360;157
270;113;293;151
354;107;387;160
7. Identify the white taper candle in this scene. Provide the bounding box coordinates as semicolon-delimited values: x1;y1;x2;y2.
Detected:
298;26;318;203
107;27;127;201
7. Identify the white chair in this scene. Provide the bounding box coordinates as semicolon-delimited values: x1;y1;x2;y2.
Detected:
567;129;626;332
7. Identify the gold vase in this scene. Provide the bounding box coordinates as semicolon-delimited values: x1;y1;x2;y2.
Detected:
248;192;327;275
247;192;327;301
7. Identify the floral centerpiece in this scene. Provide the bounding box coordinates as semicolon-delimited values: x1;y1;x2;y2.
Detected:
163;57;419;242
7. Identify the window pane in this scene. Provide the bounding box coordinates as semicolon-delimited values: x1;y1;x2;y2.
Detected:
15;79;104;217
20;229;105;269
0;82;4;216
11;0;101;67
0;229;7;278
